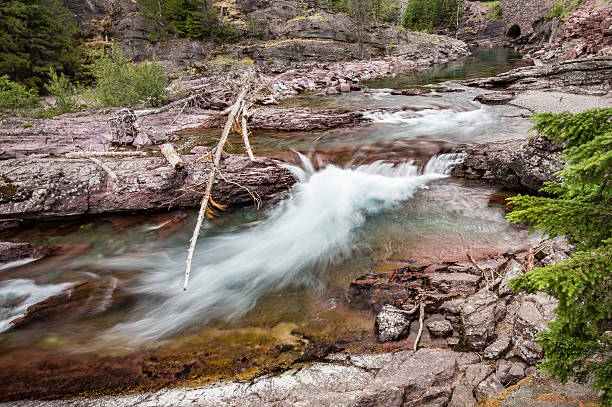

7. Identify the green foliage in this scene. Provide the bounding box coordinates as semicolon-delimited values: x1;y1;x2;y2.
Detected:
0;0;83;89
507;108;612;406
45;68;81;115
245;13;262;39
550;2;566;18
402;0;464;31
138;0;238;43
0;74;38;115
90;46;168;107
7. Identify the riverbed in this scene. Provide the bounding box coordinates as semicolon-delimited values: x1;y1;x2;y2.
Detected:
0;48;538;402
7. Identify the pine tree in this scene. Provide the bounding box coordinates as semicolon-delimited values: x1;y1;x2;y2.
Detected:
0;0;82;89
507;108;612;406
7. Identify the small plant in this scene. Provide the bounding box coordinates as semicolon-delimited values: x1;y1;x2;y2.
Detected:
90;46;168;107
549;2;566;18
0;75;39;115
245;13;262;39
45;67;81;114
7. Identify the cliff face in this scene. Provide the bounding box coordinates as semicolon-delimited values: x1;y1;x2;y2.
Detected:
61;0;467;76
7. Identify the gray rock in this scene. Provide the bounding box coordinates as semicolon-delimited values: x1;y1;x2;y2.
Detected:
440;299;465;315
500;375;599;407
513;293;558;364
427;319;454;338
449;384;477;407
375;304;412;342
0;242;34;263
540;252;570;267
499;259;526;296
483;336;512;359
496;360;526;386
474;92;516;105
427;273;482;297
326;86;339;95
461;290;506;350
474;373;505;401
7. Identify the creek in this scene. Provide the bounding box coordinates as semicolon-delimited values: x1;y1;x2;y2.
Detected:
0;47;537;400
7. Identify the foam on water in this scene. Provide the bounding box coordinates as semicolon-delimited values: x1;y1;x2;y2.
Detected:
99;154;463;342
0;279;72;333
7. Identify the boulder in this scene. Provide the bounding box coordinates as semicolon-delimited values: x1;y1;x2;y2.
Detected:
461;290;506;350
512;293;558;364
427;319;454;338
449;384;477;407
474;373;505;401
474;92;516;105
483;336;512;359
498;259;526;296
427;273;481;297
0;242;34;263
375;304;412;342
540;251;570;266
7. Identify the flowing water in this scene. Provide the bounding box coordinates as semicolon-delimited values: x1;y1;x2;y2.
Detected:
0;48;537;399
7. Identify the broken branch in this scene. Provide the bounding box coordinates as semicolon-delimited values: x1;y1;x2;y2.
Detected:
413;302;425;352
160;143;185;170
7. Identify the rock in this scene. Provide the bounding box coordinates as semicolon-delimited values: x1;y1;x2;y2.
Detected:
496;360;526;386
326;86;339;95
440;299;465;315
499;259;526;296
427;273;481;297
540;251;570;266
483;336;512;359
474;92;516;105
427;319;454;338
0;242;34;263
0;155;295;222
452;137;565;194
461;290;506;350
513;293;558;364
499;375;600;407
464;56;612;92
474;373;505;401
339;82;351;93
375;304;412;342
248;107;364;131
449;384;477;407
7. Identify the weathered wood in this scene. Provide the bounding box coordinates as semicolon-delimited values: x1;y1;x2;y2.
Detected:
241;104;255;161
160;143;185;170
184;87;250;290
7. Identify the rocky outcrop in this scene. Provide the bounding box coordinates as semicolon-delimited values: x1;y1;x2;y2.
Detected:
0;242;35;263
525;1;612;65
0;154;294;221
501;0;554;41
464;56;612;92
247;107;365;131
452;137;565;194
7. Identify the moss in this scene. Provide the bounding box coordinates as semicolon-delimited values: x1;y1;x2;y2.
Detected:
0;174;18;201
477;375;534;407
210;56;255;66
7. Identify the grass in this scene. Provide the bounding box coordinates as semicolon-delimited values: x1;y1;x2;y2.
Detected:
482;1;502;20
210;56;255;65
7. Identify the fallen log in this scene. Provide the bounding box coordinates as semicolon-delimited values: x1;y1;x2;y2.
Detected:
0;155;295;222
160;143;185;169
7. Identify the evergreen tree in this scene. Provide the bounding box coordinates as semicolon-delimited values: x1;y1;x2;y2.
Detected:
402;0;463;31
0;0;82;89
507;108;612;406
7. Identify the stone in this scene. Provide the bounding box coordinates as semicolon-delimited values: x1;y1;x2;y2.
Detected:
483;336;512;359
0;242;34;263
513;293;558;364
499;259;526;296
248;107;364;131
474;373;505;401
375;304;412;342
427;273;481;297
474;92;516;105
440;299;465;315
461;290;506;350
427;319;454;338
0;155;295;222
326;86;339;95
499;375;599;407
339;82;351;92
449;384;477;407
540;251;570;266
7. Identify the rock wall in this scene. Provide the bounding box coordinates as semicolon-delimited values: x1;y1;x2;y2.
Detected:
501;0;555;40
527;1;612;65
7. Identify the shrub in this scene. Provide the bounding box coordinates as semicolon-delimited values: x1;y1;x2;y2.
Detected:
90;46;168;107
507;108;612;406
550;2;566;18
45;67;81;115
0;74;38;115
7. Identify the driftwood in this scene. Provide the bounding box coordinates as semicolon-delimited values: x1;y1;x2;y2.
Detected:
184;86;251;290
160;143;185;169
413;302;425;352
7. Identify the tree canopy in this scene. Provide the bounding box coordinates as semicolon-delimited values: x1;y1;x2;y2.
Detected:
0;0;82;89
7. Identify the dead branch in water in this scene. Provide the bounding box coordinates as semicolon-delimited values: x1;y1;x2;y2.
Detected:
183;87;249;290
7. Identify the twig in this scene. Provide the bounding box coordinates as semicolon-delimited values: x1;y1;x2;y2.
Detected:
413;302;425;352
214;164;262;210
526;245;535;272
87;157;119;192
467;250;491;290
388;268;399;283
66;151;147;159
170;99;190;126
184;86;250;290
240;103;255;161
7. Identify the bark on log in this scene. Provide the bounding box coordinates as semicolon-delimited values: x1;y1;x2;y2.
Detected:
0;155;295;222
160;144;185;169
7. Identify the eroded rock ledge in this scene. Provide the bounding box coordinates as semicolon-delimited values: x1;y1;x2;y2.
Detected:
452;138;565;194
0;154;294;222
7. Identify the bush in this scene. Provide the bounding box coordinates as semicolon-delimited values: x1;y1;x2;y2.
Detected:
90;46;168;107
507;108;612;406
45;68;81;115
0;74;38;115
402;0;464;31
550;2;566;18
